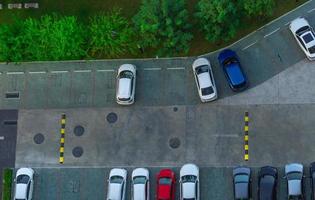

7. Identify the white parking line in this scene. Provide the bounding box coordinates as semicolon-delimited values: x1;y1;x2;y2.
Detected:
29;71;46;74
6;71;24;75
264;27;280;38
74;70;92;73
166;67;185;70
285;21;291;26
212;134;239;138
307;8;315;13
51;70;68;74
96;69;115;72
242;40;258;51
143;67;161;71
0;136;4;140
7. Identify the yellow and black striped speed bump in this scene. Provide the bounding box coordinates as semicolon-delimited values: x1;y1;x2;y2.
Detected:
244;111;249;161
59;113;66;164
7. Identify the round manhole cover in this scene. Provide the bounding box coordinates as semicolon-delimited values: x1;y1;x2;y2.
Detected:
72;146;83;158
74;125;84;136
169;137;181;149
173;107;178;112
33;133;45;144
107;112;118;123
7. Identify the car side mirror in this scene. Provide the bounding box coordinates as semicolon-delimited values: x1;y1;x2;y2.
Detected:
282;176;287;179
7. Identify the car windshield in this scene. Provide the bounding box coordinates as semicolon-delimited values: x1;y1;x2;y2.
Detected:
201;87;214;95
110;176;123;184
16;175;29;184
181;175;197;183
235;174;249;183
223;57;237;66
133;176;146;184
308;45;315;54
302;33;314;43
287;172;302;180
297;26;310;35
196;65;208;75
159;177;172;185
119;70;133;79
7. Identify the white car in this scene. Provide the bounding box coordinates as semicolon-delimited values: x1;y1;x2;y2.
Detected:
116;64;136;105
131;168;150;200
192;58;217;102
290;17;315;60
14;168;34;200
106;168;127;200
179;164;200;200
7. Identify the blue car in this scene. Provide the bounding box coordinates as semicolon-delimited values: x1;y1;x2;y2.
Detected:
218;49;248;92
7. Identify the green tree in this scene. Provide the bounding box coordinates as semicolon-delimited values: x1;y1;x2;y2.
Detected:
241;0;275;17
133;0;193;56
88;9;136;58
196;0;240;42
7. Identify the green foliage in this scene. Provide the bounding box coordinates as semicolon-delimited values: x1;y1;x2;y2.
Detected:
2;168;13;200
88;9;137;58
196;0;240;43
133;0;193;56
241;0;275;17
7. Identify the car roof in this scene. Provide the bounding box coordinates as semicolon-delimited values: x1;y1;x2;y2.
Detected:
182;182;196;198
288;180;302;195
157;184;171;199
259;175;275;200
133;184;146;200
197;72;212;89
15;183;27;199
225;63;245;86
117;78;132;99
234;182;249;199
108;183;122;200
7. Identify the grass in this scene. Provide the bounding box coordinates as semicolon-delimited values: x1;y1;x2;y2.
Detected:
1;168;13;200
0;0;308;58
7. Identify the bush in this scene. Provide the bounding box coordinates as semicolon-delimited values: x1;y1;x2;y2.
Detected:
2;168;13;200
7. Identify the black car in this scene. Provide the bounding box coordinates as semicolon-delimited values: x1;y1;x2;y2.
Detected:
310;162;315;200
233;166;251;200
258;166;278;200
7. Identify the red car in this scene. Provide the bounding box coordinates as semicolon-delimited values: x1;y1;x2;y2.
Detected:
156;169;176;200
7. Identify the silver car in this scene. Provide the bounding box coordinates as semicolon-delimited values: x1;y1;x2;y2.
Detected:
285;163;304;200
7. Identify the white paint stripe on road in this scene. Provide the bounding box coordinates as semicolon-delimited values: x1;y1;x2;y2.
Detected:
242;40;258;51
51;70;68;74
29;71;46;74
0;136;4;140
143;67;161;71
96;69;115;72
6;71;24;75
211;134;239;138
74;70;92;73
307;8;315;13
166;67;185;70
285;21;291;26
264;28;280;38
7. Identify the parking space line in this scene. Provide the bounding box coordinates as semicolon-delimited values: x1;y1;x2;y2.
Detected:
212;134;239;138
96;69;115;72
307;8;315;13
264;27;280;38
59;113;66;164
6;71;24;75
29;71;46;74
285;21;291;26
244;111;249;161
74;70;92;73
242;40;258;51
143;67;162;71
166;67;185;70
0;136;4;140
51;70;68;74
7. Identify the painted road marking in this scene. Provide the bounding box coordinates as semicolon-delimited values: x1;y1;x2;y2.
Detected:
212;134;239;138
167;67;185;70
285;21;291;26
97;69;115;72
242;40;258;51
59;113;66;164
74;70;92;73
307;8;315;13
244;111;249;161
51;70;68;74
264;28;280;38
29;71;46;74
143;67;162;71
6;71;24;75
0;136;4;140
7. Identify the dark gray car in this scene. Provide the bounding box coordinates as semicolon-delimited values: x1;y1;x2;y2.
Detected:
233;166;251;200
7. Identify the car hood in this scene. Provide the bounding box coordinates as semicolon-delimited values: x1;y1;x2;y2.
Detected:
285;163;303;174
118;64;136;74
15;183;27;199
133;184;146;200
226;63;245;86
132;168;149;179
16;168;34;177
108;183;122;200
158;185;171;199
288;180;302;195
218;49;236;64
180;164;199;177
183;182;196;198
290;17;309;33
235;182;249;199
118;78;131;98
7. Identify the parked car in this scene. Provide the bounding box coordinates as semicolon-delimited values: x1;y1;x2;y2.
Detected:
233;166;251;200
106;168;127;200
218;49;248;92
156;169;176;200
14;168;34;200
116;64;136;105
310;162;315;200
132;168;150;200
179;163;200;200
289;17;315;60
192;58;217;102
258;166;278;200
285;163;304;200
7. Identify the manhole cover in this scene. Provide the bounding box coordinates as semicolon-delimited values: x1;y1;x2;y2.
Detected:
169;137;181;149
33;133;44;144
74;125;84;136
107;112;118;123
72;146;83;158
173;107;178;112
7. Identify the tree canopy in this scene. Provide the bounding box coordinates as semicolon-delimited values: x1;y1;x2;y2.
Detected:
241;0;275;17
